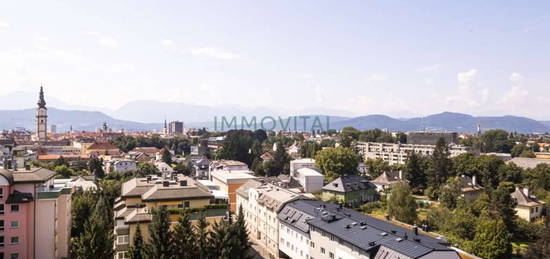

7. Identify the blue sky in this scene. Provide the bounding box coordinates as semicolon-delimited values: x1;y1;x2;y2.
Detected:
1;1;549;119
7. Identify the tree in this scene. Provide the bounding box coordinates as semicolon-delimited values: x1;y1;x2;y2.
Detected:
387;182;417;224
219;130;255;165
426;138;453;188
403;152;427;192
172;211;198;258
54;156;69;167
364;158;391;179
71;191;96;237
511;143;530;157
479;129;514;153
195;213;211;259
146;207;173;258
468;215;512;259
208;220;231;258
339;126;360;147
490;182;517;231
135;163;160;177
315;147;359;181
264;141;290;176
525;214;550;258
54;164;75;178
438;177;463;210
129;225;145;259
161;148;173;165
230;205;252;258
300;141;321;158
71;195;114;259
88;156;105;179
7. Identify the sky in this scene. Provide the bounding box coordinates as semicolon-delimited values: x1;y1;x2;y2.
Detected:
1;1;550;119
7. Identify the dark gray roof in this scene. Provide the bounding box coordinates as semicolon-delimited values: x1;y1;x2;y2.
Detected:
278;199;456;259
6;190;34;204
322;175;375;193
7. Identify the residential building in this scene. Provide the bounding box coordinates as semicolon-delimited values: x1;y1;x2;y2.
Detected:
292;168;324;193
535;152;550;159
407;132;458;145
113;174;227;259
322;175;378;207
190;157;210;179
107;160;138;174
511;187;545;222
371;171;404;192
458;175;483;202
86;142;121;156
278;199;460;259
155;161;173;175
289;158;317;175
0;167;74;259
168;121;184;134
210;163;257;212
357;142;469;165
236;181;302;258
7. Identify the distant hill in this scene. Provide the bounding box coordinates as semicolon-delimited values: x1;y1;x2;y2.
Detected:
0;108;161;132
0;109;548;133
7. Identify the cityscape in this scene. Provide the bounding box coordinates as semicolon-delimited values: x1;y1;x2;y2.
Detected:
1;1;550;259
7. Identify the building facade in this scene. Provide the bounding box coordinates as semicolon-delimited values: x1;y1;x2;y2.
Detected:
357;142;469;165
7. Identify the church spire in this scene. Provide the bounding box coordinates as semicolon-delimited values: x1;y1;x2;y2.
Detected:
38;85;47;109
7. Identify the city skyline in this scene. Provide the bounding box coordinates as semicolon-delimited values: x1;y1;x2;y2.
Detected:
1;1;550;120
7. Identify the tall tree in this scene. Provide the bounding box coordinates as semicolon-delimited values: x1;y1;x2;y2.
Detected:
229;205;252;259
146;207;173;259
208;220;231;258
71;190;96;238
525;213;550;259
264;141;290;176
88;156;105;179
468;215;512;259
129;225;145;259
403;152;427;192
195;213;211;259
135;162;160;177
438;177;463;210
72;196;114;259
387;182;417;224
480;129;514;153
315;146;359;181
426;138;452;188
490;182;517;231
364;158;391;179
339;126;360;147
172;211;198;258
161;148;173;165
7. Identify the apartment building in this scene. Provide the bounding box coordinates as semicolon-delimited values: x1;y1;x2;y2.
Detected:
236;180;303;258
278;199;460;259
357;142;469;165
0;167;75;259
511;187;545;222
113;174;227;259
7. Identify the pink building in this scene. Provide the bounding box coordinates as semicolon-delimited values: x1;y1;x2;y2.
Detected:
0;168;73;259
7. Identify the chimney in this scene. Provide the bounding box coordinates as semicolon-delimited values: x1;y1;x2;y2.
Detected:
180;180;187;187
398;170;403;180
472;175;477;186
162;181;169;187
413;226;418;235
146;175;152;183
25;164;31;171
523;187;530;197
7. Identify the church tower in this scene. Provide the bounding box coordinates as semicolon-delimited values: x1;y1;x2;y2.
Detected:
36;86;48;142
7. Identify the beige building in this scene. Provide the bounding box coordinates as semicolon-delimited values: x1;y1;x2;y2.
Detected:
236;180;302;258
511;187;545;222
357;142;469;165
211;169;257;212
113;174;227;259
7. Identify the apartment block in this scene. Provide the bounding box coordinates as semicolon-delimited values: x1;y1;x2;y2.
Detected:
357;142;469;165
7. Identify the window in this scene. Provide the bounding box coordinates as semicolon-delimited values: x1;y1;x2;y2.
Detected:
0;188;3;199
310;241;315;248
117;235;129;245
10;236;19;244
10;253;18;259
329;252;334;258
321;247;325;254
184;201;190;208
0;220;4;231
0;236;4;247
10;205;19;212
0;204;4;215
10;221;18;229
117;252;129;259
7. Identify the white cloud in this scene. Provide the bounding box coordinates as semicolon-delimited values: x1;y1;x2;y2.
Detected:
0;21;8;29
98;36;119;48
457;69;477;87
364;74;388;83
443;69;487;108
510;72;524;86
161;39;175;47
190;47;239;60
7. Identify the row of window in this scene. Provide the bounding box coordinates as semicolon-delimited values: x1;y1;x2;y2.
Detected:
0;204;20;215
0;220;20;231
0;252;19;259
0;236;20;246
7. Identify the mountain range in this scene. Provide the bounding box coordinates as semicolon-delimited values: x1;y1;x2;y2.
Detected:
0;107;548;133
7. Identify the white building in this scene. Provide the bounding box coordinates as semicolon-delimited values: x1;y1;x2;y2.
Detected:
357;142;469;165
289;158;317;175
293;168;324;193
107;160;138;174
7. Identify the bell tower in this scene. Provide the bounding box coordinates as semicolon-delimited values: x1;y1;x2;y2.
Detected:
36;86;48;142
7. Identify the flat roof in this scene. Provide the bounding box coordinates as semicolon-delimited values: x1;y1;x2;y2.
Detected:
211;170;257;183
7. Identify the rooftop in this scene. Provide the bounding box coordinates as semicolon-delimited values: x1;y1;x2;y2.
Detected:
322;175;375;193
210;170;257;183
508;157;550;169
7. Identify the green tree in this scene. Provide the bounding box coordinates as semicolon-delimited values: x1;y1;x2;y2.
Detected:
364;158;391;179
480;129;514;153
129;225;145;259
71;190;96;237
195;213;211;259
315;146;359;181
339;126;360;147
208;220;231;258
146;207;173;258
172;211;198;258
403;152;427;192
54;156;69;167
468;215;512;259
525;214;550;259
54;164;75;178
300;141;321;158
135;163;160;177
229;205;252;259
387;182;417;224
490;182;517;231
88;156;105;179
72;195;114;259
426;138;453;188
438;177;463;210
264;142;290;176
161;148;173;165
219;130;255;165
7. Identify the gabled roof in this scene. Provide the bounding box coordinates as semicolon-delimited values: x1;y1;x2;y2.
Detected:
88;142;119;150
459;175;483;192
371;171;401;186
323;175;375;193
141;186;213;201
6;190;34;203
236;179;263;198
512;187;545;207
12;168;57;183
